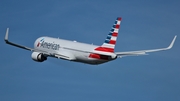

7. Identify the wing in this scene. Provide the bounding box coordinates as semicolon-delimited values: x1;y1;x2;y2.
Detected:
53;51;76;60
5;28;34;51
4;28;76;60
115;36;177;58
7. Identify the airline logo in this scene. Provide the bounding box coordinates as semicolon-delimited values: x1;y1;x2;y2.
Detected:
37;38;44;47
95;17;122;53
37;38;60;50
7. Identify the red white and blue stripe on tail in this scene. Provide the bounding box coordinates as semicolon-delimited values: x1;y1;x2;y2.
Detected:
95;17;122;53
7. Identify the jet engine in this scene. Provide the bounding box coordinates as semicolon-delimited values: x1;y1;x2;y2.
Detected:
31;52;47;62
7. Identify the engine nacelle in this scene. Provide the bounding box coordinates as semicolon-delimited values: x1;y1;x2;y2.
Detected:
31;52;47;62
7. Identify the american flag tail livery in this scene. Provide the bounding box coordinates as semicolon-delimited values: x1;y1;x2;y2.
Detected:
95;17;122;53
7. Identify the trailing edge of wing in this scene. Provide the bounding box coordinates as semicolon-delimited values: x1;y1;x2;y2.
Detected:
54;51;76;61
115;35;177;57
4;28;34;51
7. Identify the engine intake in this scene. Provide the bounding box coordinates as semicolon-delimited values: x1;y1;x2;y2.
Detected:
31;52;47;62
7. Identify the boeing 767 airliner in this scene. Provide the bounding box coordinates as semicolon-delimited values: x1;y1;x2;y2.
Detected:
4;17;177;65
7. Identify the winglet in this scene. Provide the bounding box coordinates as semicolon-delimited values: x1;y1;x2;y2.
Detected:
4;28;33;51
167;35;177;49
5;28;9;42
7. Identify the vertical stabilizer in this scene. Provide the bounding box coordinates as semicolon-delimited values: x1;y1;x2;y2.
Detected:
95;17;122;52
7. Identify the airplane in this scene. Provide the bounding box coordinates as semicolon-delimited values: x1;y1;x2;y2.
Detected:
4;17;177;65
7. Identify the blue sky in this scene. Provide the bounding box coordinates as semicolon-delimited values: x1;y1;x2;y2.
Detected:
0;0;180;101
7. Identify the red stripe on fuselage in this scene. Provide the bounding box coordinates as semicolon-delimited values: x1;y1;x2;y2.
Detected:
95;47;114;52
89;53;109;60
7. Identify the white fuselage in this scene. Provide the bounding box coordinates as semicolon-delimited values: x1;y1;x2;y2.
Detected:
4;17;176;65
34;37;116;64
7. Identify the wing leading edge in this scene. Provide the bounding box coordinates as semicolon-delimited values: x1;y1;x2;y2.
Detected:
4;28;34;51
115;36;177;58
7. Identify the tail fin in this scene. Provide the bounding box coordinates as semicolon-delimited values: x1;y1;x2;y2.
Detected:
95;17;122;52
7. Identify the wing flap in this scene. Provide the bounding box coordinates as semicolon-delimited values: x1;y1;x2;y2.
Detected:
54;51;76;61
54;54;75;60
